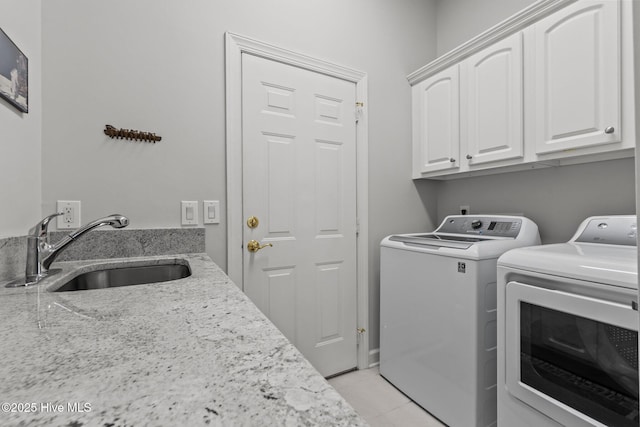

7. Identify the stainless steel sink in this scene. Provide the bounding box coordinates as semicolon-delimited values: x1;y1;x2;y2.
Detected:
53;263;191;292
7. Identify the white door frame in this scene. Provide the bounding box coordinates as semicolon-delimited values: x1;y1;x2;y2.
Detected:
225;32;370;370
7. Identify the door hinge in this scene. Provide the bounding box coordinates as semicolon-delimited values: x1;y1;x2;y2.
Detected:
355;102;364;123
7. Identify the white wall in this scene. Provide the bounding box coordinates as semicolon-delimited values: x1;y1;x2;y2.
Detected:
434;0;636;242
0;1;41;238
435;0;538;55
438;159;636;243
41;0;439;354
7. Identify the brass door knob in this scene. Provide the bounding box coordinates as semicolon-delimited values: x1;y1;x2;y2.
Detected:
247;240;273;253
247;216;259;228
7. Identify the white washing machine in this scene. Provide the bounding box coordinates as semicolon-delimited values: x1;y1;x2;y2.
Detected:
497;215;638;427
380;215;540;427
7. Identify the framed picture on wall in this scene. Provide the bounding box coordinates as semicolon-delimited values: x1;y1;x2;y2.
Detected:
0;27;28;113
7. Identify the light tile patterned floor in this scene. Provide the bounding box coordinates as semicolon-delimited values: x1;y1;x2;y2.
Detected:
328;366;446;427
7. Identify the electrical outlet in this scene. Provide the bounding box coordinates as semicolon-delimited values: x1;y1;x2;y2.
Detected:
57;200;81;229
63;207;73;223
460;205;470;215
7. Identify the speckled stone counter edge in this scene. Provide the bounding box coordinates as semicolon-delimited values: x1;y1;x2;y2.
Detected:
0;228;205;282
0;236;26;283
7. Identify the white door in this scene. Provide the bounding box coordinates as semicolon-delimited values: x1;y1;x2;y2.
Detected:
241;53;358;377
412;65;460;177
533;0;620;154
463;32;524;165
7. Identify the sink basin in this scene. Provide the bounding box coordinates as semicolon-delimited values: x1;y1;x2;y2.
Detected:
53;262;191;292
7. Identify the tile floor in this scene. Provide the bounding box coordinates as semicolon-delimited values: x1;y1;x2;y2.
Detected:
328;366;446;427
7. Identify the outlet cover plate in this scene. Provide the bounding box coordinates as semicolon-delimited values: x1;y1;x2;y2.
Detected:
57;200;81;229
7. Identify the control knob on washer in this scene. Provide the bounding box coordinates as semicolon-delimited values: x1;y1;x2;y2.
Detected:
471;219;482;229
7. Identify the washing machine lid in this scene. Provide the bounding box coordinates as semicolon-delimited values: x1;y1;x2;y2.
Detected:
499;216;638;290
388;233;488;250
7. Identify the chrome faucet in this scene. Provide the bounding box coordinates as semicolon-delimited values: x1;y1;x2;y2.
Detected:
25;213;129;284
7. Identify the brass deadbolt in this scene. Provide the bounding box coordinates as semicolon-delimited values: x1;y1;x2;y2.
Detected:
247;216;259;229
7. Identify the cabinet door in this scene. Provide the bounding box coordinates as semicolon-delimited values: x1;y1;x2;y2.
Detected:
533;0;620;154
412;65;459;176
464;32;524;165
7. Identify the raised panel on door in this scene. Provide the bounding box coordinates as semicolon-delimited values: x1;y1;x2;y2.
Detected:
315;139;343;236
413;65;460;175
464;32;523;165
264;267;296;342
265;133;296;236
533;0;620;154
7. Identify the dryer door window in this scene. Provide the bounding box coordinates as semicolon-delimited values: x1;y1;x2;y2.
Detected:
505;281;639;427
521;303;638;426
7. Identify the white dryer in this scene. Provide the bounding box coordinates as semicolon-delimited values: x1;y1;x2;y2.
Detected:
497;215;638;427
380;215;540;427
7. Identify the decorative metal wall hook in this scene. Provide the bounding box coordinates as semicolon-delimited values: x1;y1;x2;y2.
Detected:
104;124;162;143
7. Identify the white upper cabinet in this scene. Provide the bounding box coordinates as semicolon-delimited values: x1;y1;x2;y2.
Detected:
532;0;620;154
412;33;524;179
463;32;524;166
408;0;634;180
412;65;460;176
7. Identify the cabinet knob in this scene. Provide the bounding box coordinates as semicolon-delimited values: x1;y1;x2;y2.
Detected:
604;126;615;134
449;158;456;163
466;154;473;160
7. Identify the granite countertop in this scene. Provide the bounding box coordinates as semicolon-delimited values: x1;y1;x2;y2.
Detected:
0;254;366;427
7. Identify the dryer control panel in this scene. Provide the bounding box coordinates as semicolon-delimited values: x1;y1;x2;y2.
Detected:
436;215;522;238
574;215;637;246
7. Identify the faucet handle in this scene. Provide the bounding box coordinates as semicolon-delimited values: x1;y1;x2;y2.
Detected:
29;212;63;238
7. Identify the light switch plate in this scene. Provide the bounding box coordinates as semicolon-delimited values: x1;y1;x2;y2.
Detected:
181;201;198;225
203;200;220;224
57;200;81;229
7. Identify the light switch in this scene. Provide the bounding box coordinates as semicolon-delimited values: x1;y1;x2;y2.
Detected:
181;201;198;225
203;200;220;224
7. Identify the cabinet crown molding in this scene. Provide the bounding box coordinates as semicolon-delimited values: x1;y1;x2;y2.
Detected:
407;0;577;85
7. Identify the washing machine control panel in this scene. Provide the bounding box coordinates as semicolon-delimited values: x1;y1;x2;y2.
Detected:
437;216;522;238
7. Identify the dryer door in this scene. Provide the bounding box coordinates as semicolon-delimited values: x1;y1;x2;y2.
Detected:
505;281;639;427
